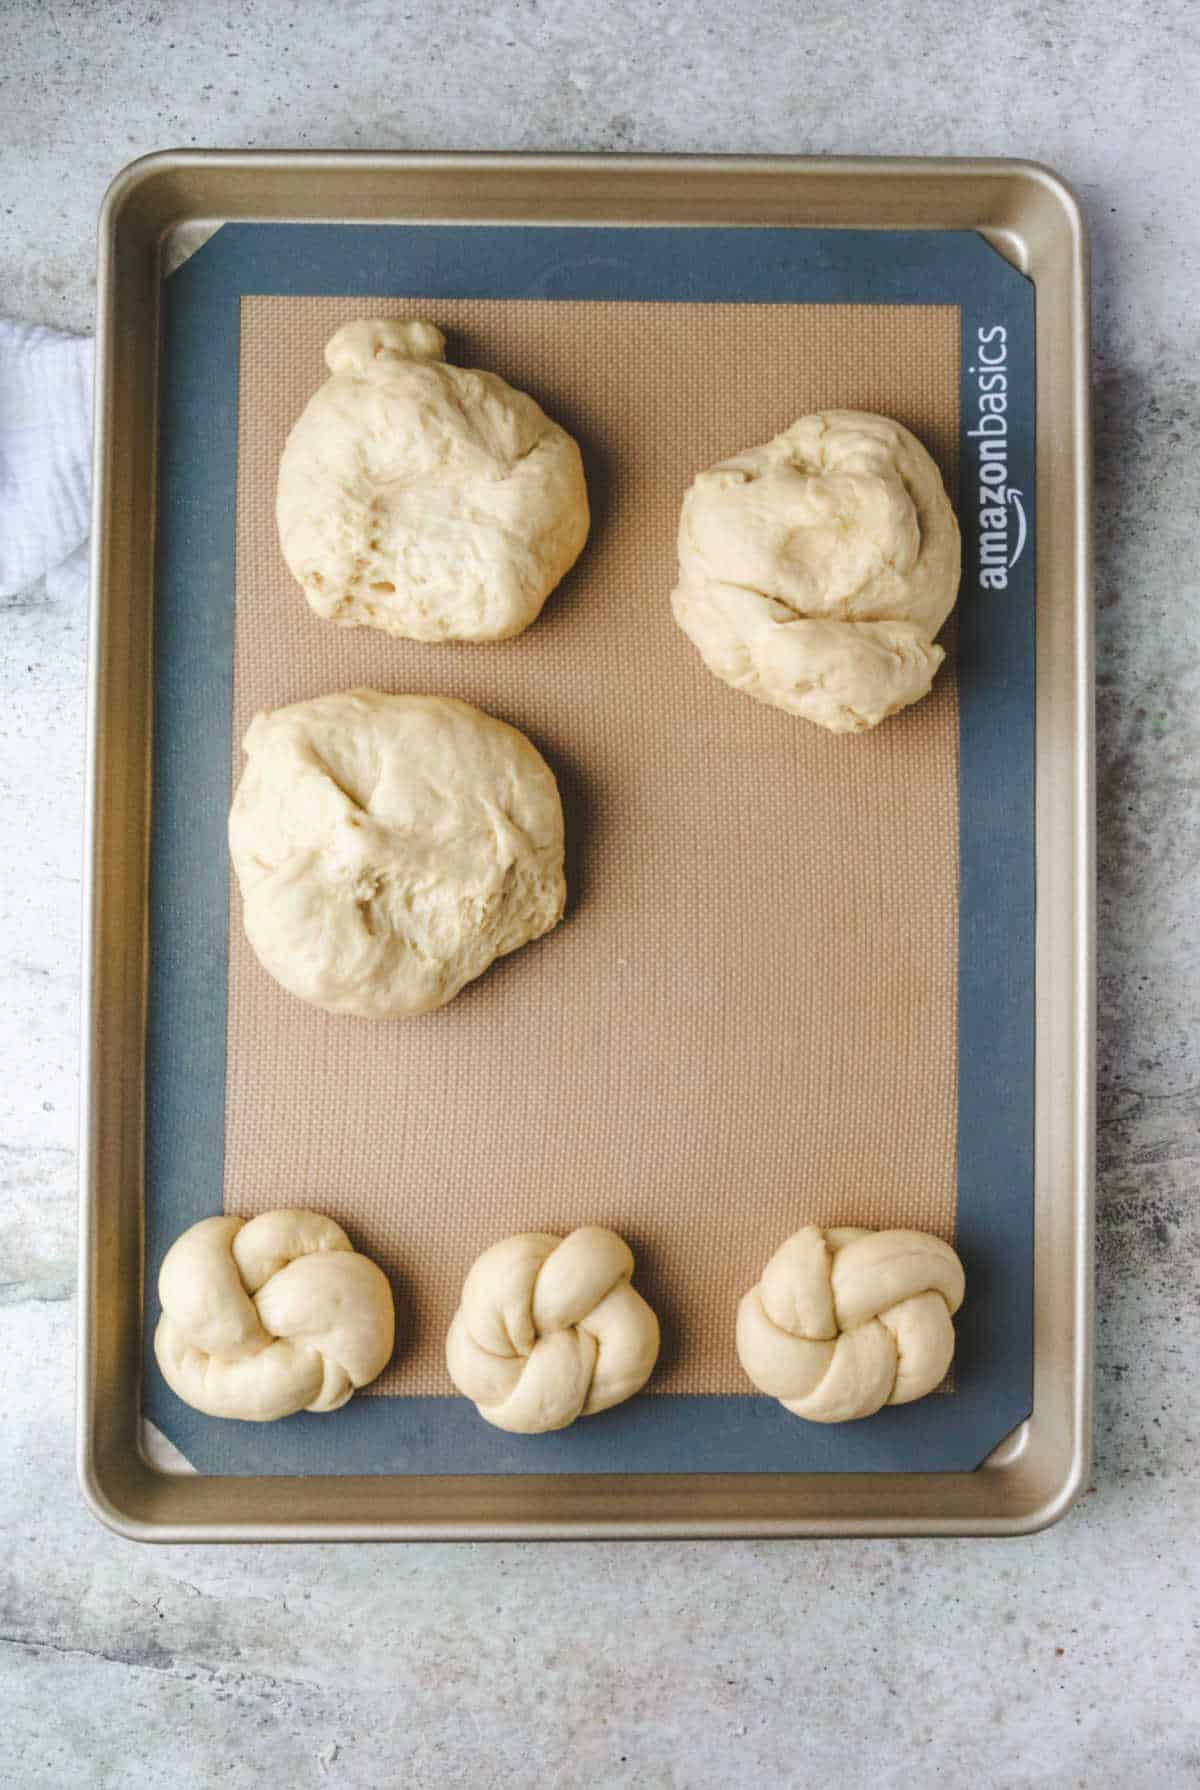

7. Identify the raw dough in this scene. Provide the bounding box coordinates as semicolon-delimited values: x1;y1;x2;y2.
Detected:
229;691;566;1018
445;1227;661;1433
736;1225;965;1422
671;411;961;733
153;1210;395;1421
277;319;590;641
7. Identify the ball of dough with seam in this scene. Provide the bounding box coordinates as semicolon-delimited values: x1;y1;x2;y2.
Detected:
446;1226;661;1433
672;411;961;733
153;1210;395;1421
277;319;590;642
736;1225;965;1422
228;690;566;1018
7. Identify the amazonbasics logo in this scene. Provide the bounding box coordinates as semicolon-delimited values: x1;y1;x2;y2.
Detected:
969;325;1027;591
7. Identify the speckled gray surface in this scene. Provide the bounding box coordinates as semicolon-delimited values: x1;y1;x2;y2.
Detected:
2;1;1198;1784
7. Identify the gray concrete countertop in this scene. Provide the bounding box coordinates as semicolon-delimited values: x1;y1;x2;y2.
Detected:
2;2;1197;1784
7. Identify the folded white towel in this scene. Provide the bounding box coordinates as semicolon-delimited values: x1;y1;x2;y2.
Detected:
0;319;93;604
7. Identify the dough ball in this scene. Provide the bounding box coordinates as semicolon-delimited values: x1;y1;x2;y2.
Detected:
672;411;961;733
446;1226;661;1433
228;691;566;1018
277;319;590;641
153;1210;395;1421
736;1225;966;1422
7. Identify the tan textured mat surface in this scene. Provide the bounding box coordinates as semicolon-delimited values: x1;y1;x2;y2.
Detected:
226;295;960;1396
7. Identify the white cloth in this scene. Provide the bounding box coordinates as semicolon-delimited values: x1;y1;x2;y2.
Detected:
0;320;93;604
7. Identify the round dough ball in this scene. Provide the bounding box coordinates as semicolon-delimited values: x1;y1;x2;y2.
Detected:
736;1225;965;1422
672;411;961;733
228;691;566;1018
446;1226;661;1433
154;1210;395;1421
277;319;590;641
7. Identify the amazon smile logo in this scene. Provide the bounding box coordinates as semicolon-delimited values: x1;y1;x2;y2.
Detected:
968;326;1027;590
1006;487;1027;568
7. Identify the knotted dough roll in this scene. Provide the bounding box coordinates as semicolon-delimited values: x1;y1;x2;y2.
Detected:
736;1225;965;1422
446;1227;661;1433
154;1211;395;1421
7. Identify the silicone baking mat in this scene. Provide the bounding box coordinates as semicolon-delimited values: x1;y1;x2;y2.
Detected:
144;225;1035;1475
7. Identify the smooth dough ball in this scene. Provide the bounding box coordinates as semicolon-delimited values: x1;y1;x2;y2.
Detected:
446;1226;661;1433
672;411;961;733
736;1225;965;1422
276;319;590;641
153;1210;395;1421
228;691;566;1018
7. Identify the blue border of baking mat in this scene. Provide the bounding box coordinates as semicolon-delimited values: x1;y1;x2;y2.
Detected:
144;224;1035;1475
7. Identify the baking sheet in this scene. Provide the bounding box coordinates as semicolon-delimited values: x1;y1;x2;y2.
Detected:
142;222;1035;1476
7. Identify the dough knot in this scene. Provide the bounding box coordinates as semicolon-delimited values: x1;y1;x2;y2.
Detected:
446;1226;661;1432
154;1211;395;1421
736;1225;965;1422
